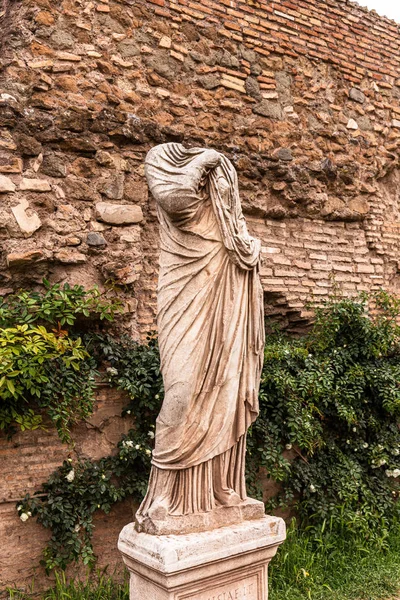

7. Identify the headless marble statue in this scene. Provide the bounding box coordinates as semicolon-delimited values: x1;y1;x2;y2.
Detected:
135;143;265;535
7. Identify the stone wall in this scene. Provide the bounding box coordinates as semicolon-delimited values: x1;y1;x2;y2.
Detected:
0;0;400;334
1;0;400;591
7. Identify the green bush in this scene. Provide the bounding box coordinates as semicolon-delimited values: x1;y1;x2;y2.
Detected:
0;282;121;441
250;290;400;543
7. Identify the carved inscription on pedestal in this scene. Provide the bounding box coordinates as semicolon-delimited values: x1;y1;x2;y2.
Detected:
182;574;259;600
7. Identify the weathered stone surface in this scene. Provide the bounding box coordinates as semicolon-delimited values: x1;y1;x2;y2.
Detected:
119;517;286;600
123;180;148;203
137;144;264;533
87;232;107;246
119;226;141;243
97;175;125;200
198;74;220;90
55;250;87;264
62;178;100;202
11;199;42;236
272;148;293;162
253;101;283;120
6;250;45;267
13;133;42;156
0;175;16;193
41;153;68;177
245;76;261;99
347;118;359;130
95;202;144;225
0;156;22;173
349;88;365;103
19;178;51;192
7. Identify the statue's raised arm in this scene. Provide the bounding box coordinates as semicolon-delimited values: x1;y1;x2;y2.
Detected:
136;143;265;535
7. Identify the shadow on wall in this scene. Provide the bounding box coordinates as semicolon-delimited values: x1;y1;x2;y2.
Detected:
264;290;311;336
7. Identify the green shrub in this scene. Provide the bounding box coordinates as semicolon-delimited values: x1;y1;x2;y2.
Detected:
0;282;121;441
249;290;400;543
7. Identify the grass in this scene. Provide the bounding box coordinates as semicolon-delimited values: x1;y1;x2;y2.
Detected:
269;518;400;600
6;520;400;600
6;573;129;600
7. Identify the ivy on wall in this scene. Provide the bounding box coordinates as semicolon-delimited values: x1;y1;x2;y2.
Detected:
0;282;121;441
10;286;400;571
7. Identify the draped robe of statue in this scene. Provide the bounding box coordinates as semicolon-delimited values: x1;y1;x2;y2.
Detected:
136;143;265;525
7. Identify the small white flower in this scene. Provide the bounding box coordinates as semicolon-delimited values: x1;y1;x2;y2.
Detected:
125;440;134;448
386;470;393;477
352;427;357;432
285;444;292;450
145;449;151;456
106;367;118;376
74;524;81;533
392;469;400;478
363;443;368;449
135;444;140;450
309;484;316;493
346;440;350;444
155;394;160;399
126;410;131;415
393;449;400;456
148;431;155;439
17;505;23;511
377;459;387;467
65;469;75;482
101;474;106;480
20;512;29;522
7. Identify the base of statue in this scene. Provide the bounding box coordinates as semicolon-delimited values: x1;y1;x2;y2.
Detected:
135;497;266;536
118;514;286;600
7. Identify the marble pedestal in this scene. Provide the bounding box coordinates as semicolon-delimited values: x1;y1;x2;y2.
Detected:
118;516;286;600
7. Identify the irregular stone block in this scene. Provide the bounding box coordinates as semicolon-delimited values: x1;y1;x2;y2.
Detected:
0;157;23;173
349;87;365;103
272;147;293;161
346;118;358;130
0;175;16;193
11;199;42;236
13;133;42;156
95;202;144;225
19;178;51;192
119;226;141;243
97;175;124;200
253;101;283;120
87;232;107;246
6;250;45;267
55;250;87;264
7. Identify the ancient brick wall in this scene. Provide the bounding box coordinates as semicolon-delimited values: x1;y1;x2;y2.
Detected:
0;0;400;333
1;0;400;591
